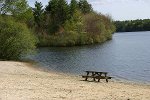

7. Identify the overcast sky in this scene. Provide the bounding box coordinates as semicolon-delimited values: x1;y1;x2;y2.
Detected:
28;0;150;21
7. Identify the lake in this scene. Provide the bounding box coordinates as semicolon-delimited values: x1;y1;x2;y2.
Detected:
27;31;150;83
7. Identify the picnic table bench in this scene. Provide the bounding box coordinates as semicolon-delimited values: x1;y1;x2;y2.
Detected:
81;71;112;82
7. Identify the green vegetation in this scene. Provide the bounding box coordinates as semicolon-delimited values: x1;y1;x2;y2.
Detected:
0;0;36;60
35;0;115;46
115;19;150;32
0;0;34;26
0;16;37;60
78;0;93;14
0;0;115;60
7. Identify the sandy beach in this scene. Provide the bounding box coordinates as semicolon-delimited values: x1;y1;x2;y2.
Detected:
0;61;150;100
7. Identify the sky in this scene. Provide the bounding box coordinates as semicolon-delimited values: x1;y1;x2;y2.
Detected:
28;0;150;21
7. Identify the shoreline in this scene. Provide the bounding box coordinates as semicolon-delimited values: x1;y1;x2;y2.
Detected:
0;61;150;100
31;61;150;86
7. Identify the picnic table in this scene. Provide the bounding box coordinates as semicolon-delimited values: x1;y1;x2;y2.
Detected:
81;71;112;82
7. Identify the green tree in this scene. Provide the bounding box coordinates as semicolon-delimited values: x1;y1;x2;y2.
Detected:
0;0;34;25
35;0;115;47
78;0;92;14
64;10;83;33
0;16;37;60
0;0;12;14
46;0;69;34
70;0;78;16
115;19;150;32
57;0;69;24
1;0;27;15
33;1;44;33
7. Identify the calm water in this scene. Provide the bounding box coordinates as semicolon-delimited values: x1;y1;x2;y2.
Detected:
27;31;150;83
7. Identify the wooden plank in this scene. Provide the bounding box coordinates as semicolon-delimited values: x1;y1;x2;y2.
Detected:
82;75;95;81
82;75;95;78
95;76;112;79
85;71;108;74
82;75;112;79
95;76;112;82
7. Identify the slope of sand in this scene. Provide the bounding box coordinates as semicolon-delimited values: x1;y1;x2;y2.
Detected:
0;61;150;100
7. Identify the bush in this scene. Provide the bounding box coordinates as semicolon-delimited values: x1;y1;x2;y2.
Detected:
37;12;115;47
38;32;78;47
83;13;115;43
0;16;37;60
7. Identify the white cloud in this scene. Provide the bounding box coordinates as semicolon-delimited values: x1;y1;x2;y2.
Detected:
91;0;150;20
88;0;150;5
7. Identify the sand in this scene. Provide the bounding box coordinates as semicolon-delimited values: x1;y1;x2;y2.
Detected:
0;61;150;100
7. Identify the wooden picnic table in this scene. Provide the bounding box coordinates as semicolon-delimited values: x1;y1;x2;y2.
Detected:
82;71;112;82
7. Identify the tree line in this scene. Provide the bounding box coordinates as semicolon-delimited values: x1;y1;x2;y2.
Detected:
32;0;115;46
32;0;93;35
0;0;115;60
115;19;150;32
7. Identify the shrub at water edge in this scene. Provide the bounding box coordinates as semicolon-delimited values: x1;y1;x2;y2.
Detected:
0;16;37;60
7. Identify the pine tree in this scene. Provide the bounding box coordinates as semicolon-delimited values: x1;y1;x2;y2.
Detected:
46;0;69;24
78;0;92;14
45;0;70;34
45;0;58;17
70;0;78;16
57;0;69;24
33;1;44;28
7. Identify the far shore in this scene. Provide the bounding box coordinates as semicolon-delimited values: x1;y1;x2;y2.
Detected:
0;61;150;100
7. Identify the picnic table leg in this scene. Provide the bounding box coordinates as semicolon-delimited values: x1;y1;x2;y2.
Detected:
85;72;89;81
106;79;108;82
104;73;108;82
92;72;96;81
98;73;102;82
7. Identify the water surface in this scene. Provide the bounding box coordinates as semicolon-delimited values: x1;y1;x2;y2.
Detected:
27;31;150;83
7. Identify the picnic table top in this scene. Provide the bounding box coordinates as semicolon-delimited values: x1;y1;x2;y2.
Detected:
85;71;108;74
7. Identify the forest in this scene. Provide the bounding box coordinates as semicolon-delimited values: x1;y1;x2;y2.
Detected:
115;19;150;32
0;0;115;60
